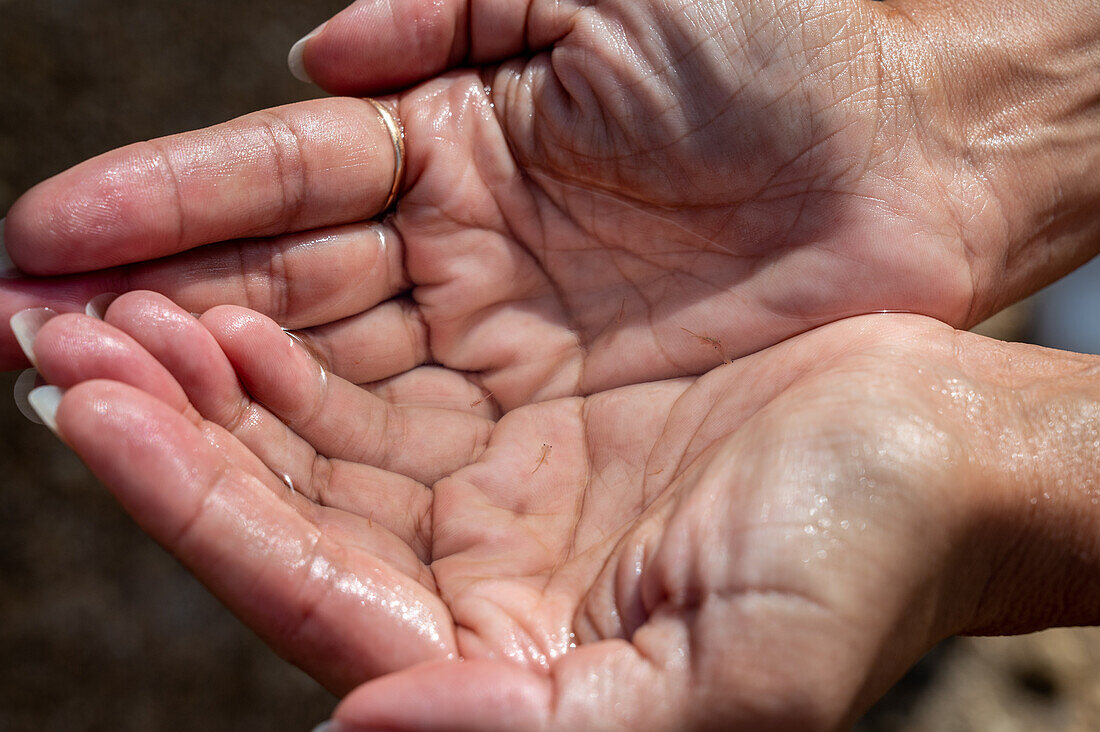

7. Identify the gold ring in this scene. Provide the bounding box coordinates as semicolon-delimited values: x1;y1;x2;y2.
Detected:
367;98;406;214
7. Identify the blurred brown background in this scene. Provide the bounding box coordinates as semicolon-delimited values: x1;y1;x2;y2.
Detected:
0;1;1098;730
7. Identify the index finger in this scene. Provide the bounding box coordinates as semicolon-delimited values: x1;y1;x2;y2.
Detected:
4;97;400;275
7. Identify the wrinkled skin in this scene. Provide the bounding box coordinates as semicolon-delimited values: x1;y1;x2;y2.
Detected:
8;0;1094;407
24;293;1100;729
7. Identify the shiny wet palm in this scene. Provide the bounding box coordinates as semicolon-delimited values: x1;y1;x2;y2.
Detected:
381;0;979;405
231;314;966;726
40;297;975;727
9;1;1015;726
6;0;988;409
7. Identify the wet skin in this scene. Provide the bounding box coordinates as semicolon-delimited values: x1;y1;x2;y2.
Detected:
4;0;1099;409
5;0;1100;727
21;292;1100;729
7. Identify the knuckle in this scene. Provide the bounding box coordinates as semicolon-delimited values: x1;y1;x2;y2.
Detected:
250;110;309;231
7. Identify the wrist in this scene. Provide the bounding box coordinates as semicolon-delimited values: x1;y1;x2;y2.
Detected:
946;334;1100;636
875;2;1100;322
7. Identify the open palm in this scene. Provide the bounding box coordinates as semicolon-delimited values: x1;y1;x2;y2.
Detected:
23;292;1029;728
4;0;1028;407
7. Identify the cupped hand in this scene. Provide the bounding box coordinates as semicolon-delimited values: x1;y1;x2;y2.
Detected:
7;0;1094;405
21;293;1098;728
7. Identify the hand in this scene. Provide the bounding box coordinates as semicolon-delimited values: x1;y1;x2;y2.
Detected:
6;0;1099;406
19;293;1100;728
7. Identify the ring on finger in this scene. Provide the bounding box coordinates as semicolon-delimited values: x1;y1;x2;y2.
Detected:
367;98;406;214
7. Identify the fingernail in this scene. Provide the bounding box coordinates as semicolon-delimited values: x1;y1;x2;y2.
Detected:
85;293;119;320
28;385;61;435
10;307;58;367
14;369;44;425
288;21;327;84
284;328;330;371
310;721;345;732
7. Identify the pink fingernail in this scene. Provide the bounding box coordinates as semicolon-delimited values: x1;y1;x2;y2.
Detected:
85;293;120;320
28;385;62;435
310;721;346;732
288;21;327;84
10;307;58;367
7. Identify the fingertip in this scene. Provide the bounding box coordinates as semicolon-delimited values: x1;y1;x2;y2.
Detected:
4;174;94;276
3;150;169;275
10;307;58;367
0;276;98;369
104;290;192;330
201;304;283;343
336;660;550;732
201;304;292;364
201;305;329;423
29;312;190;413
90;292;244;420
304;1;458;95
288;21;327;85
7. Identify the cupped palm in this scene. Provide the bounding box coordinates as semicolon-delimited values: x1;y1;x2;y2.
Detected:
32;294;996;728
383;0;984;404
6;0;991;408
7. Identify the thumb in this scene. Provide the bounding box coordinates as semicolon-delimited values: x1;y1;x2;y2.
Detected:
328;640;686;731
289;0;580;95
330;659;551;731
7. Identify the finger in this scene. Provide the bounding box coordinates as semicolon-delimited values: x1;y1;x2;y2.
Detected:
27;295;434;559
302;461;436;563
0;282;99;370
332;642;680;730
26;311;189;410
293;0;580;95
364;366;500;419
0;220;408;369
289;297;429;384
129;220;409;329
333;660;550;731
202;305;494;485
94;292;434;551
52;379;456;692
5;98;402;275
26;302;314;491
